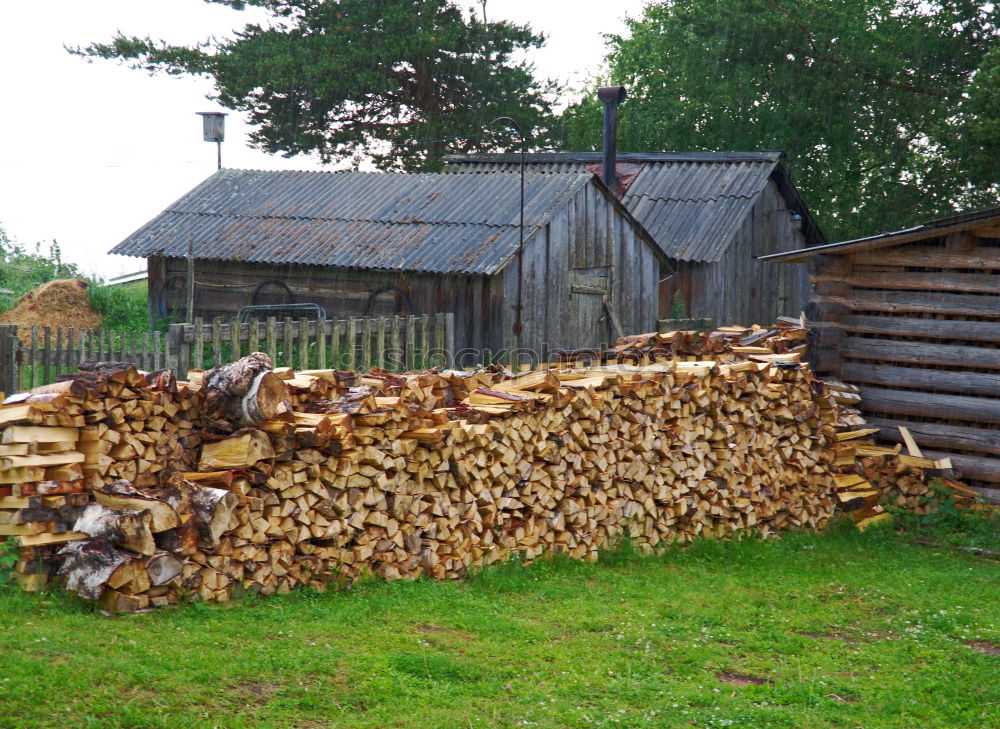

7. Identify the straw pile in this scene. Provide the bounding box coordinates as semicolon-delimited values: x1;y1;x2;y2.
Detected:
0;279;102;343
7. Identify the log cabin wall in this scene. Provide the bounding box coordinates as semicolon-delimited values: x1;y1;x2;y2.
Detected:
445;154;824;330
805;230;1000;488
686;180;811;326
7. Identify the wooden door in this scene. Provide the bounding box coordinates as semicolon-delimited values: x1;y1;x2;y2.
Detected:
569;272;610;349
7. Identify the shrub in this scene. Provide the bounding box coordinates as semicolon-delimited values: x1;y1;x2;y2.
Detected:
86;280;149;331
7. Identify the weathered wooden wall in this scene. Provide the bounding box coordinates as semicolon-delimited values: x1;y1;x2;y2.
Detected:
682;180;811;326
504;179;665;360
804;231;1000;487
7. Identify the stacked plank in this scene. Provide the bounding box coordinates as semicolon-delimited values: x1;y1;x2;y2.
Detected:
819;381;980;528
0;388;108;592
607;321;809;365
0;326;851;609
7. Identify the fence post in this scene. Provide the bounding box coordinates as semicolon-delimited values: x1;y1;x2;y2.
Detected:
193;317;205;371
230;317;242;362
0;325;18;395
167;324;189;380
405;316;417;370
376;317;386;369
445;312;455;369
29;326;39;388
420;314;430;369
361;318;373;371
298;318;309;370
211;318;223;368
330;319;341;370
316;319;326;370
283;318;294;369
266;318;277;365
346;317;358;370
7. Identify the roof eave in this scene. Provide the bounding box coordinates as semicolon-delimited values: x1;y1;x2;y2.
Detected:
758;206;1000;263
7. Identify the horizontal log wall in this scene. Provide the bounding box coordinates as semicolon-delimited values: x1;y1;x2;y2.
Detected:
809;231;1000;485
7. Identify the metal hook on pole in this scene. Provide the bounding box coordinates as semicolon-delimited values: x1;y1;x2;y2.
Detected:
488;117;526;341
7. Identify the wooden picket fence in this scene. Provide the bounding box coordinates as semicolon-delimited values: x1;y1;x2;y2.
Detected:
0;314;456;394
168;313;455;379
0;324;170;394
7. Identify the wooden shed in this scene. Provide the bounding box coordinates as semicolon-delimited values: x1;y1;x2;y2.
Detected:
110;168;673;363
446;151;825;326
760;208;1000;489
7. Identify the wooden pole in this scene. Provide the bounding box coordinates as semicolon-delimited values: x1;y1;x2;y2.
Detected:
0;325;17;395
186;236;195;324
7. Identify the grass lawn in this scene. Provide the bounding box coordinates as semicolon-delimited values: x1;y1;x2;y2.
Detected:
1;522;999;729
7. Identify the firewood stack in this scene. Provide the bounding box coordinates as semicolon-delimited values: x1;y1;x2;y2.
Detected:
0;322;943;611
0;362;202;594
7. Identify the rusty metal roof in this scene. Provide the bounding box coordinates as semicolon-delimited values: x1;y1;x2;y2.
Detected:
445;152;825;262
110;169;599;275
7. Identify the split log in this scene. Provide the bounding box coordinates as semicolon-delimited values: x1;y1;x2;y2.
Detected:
190;486;239;547
94;481;180;533
199;431;275;470
202;353;292;427
145;551;183;586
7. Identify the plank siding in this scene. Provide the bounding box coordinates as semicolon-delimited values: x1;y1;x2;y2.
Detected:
687;180;810;326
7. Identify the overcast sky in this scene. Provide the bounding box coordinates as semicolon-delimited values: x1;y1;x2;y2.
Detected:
0;0;650;279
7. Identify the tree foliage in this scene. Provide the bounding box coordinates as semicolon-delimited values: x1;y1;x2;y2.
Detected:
558;0;1000;240
73;0;554;170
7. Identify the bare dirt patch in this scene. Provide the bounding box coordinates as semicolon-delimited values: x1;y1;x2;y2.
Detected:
230;680;283;704
802;631;858;643
414;623;476;640
966;640;1000;655
715;671;774;687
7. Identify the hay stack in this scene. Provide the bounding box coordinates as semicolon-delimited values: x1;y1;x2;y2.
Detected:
0;280;102;343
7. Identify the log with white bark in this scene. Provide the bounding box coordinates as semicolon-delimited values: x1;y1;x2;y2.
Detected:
73;502;156;556
145;551;183;586
190;486;239;547
57;538;138;601
202;353;292;427
93;481;180;533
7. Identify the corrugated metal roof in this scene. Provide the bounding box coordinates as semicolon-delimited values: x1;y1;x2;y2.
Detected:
445;152;813;263
110;169;595;275
759;205;1000;263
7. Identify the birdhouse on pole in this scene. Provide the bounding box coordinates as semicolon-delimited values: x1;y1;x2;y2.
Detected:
196;112;227;169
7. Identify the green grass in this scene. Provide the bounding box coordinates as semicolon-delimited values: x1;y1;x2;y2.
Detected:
2;522;999;728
